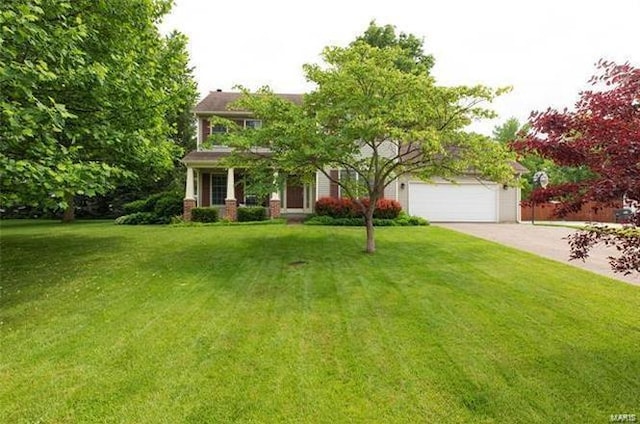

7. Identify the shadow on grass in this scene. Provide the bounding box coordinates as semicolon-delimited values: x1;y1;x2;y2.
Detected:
0;232;126;308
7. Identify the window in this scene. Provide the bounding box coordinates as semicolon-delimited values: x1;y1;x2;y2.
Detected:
211;124;227;134
245;119;262;129
339;169;363;197
211;173;227;205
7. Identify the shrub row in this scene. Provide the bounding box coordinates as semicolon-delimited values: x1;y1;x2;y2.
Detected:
305;212;428;226
237;206;266;222
191;207;218;223
114;212;170;225
122;192;183;217
315;197;402;219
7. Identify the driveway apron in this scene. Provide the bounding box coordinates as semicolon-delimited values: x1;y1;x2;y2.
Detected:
436;223;640;286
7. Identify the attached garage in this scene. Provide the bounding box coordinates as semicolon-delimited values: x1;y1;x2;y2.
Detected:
407;181;501;222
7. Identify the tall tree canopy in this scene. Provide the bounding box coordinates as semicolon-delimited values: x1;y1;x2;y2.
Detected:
513;60;640;274
0;0;197;220
228;23;514;253
513;61;639;212
493;117;592;199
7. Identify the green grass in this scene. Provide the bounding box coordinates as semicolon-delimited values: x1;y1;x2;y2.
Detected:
1;220;638;423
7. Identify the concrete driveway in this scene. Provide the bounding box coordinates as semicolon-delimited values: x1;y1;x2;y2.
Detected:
437;223;640;286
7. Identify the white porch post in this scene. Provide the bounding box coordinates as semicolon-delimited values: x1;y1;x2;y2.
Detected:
185;167;195;200
269;171;281;219
226;168;235;200
183;166;196;221
271;172;280;201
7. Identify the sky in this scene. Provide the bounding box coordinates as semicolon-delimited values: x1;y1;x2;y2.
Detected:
159;0;639;135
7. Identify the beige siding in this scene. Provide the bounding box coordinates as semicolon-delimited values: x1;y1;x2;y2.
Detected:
358;140;397;159
316;170;331;199
498;186;519;222
384;179;398;201
398;175;410;210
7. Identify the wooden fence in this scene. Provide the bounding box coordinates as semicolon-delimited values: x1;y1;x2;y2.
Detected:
520;201;622;223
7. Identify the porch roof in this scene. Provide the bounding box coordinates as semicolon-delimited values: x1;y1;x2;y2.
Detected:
181;150;229;166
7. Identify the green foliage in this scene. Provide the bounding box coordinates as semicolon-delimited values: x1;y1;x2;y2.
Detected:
304;213;428;226
493;118;594;199
123;200;149;215
122;192;182;218
237;207;267;222
117;191;182;224
0;0;197;216
191;207;219;223
114;212;166;225
355;21;435;74
228;23;514;252
153;193;183;218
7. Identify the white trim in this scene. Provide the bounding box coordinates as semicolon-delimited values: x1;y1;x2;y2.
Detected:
225;168;235;201
185;167;195;200
196;118;202;148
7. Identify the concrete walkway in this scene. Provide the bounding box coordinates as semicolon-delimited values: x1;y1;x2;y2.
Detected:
436;223;640;286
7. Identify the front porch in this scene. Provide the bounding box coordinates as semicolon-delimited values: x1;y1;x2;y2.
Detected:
182;160;314;221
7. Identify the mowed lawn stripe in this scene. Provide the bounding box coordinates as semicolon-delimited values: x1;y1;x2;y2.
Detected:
0;221;638;423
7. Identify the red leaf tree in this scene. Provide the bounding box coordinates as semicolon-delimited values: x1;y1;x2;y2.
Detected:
513;60;640;274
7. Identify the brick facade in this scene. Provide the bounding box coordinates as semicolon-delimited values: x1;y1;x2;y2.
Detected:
225;199;237;221
183;198;196;221
269;199;281;219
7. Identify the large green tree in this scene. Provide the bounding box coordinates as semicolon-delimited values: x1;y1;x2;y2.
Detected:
228;24;514;253
0;0;197;221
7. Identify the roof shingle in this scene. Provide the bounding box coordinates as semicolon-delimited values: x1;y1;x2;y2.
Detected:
193;91;303;114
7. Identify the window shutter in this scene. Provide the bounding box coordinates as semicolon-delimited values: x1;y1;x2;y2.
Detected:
201;119;210;141
329;170;339;199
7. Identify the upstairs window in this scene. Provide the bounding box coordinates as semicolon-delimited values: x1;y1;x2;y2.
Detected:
211;124;227;134
245;119;262;129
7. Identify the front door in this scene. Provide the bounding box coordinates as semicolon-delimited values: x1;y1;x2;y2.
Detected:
286;184;304;209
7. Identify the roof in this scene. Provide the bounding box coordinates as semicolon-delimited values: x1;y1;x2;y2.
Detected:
181;150;229;165
509;161;528;174
193;90;304;114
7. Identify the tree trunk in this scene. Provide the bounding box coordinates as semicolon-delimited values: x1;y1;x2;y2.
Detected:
62;193;75;223
364;209;375;253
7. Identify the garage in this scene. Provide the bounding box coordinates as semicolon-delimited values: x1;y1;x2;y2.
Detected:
408;181;499;222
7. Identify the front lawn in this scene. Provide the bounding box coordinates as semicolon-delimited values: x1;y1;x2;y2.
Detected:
1;221;638;423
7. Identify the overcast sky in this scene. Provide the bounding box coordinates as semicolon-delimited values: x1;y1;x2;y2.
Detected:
160;0;638;135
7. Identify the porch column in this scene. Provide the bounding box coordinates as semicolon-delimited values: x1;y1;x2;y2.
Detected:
225;168;237;221
270;172;281;219
183;166;196;221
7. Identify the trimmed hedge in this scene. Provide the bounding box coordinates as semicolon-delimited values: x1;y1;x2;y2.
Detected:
114;212;168;225
191;207;218;223
304;212;428;227
315;197;403;219
237;206;267;222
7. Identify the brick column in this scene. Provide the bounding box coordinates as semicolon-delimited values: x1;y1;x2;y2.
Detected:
269;199;281;219
225;199;237;221
183;198;196;221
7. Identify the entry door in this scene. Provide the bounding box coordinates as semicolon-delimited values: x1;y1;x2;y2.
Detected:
286;184;304;208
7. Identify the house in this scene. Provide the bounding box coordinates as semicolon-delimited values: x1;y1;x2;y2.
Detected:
182;90;524;222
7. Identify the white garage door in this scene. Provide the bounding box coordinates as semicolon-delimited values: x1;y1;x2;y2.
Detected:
408;182;498;222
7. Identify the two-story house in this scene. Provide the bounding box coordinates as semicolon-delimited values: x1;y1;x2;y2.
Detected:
181;90;524;222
